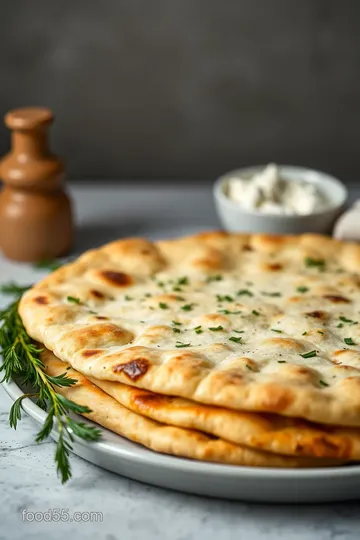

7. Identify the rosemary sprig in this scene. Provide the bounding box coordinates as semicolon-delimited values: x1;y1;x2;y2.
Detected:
0;284;101;483
33;259;62;271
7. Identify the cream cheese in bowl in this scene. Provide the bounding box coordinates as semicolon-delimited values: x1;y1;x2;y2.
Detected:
226;163;329;215
214;164;348;234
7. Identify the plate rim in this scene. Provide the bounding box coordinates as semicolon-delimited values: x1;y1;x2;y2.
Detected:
2;373;360;481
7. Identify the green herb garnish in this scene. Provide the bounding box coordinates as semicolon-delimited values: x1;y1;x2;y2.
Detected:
216;295;234;303
229;336;243;343
271;329;282;333
172;320;182;326
339;316;358;325
0;285;101;484
194;325;203;334
208;326;224;331
344;337;356;346
218;309;242;315
177;277;189;286
175;342;191;348
305;257;325;271
252;310;260;316
159;302;169;310
172;328;181;333
261;292;281;297
206;274;223;283
237;289;253;297
33;259;62;271
67;296;82;305
300;350;317;358
0;282;31;295
277;360;286;363
296;286;309;294
124;295;133;301
181;303;196;312
319;380;329;387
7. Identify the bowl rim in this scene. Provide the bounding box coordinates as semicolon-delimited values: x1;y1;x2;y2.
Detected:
214;164;348;220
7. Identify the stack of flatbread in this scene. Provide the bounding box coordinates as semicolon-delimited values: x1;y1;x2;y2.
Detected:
18;232;360;468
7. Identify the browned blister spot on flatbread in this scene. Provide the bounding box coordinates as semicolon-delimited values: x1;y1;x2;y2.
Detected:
262;337;304;352
294;436;352;460
258;385;295;413
63;323;134;349
305;310;329;321
89;289;106;299
81;349;104;358
261;262;283;272
100;270;133;287
113;358;149;380
34;295;49;305
323;295;351;304
94;315;109;320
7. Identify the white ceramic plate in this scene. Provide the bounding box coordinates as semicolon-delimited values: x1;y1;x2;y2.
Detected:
2;375;360;503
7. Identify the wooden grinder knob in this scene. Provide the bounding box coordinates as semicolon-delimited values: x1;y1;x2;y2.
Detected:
0;107;73;262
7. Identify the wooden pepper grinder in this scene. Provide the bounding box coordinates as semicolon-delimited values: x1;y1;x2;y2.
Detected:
0;107;73;262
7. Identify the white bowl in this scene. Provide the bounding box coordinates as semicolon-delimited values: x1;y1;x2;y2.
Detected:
213;165;348;235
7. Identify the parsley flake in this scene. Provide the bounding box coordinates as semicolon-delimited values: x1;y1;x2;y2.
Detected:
271;329;282;333
67;296;81;305
206;274;223;283
181;303;196;311
296;286;309;294
319;380;329;387
172;328;181;333
194;325;203;334
300;350;317;358
216;295;234;303
237;289;253;297
209;326;224;331
344;337;356;346
177;277;189;286
218;309;242;315
305;257;326;271
159;302;169;310
229;336;243;343
252;310;260;316
172;320;182;326
261;292;281;297
339;316;358;325
175;342;191;348
277;360;286;363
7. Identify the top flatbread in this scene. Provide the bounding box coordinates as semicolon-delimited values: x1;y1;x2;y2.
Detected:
19;232;360;426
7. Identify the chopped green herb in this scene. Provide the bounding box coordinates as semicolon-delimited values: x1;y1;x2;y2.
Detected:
172;328;181;333
172;320;182;326
261;292;281;297
252;310;260;316
237;289;253;297
67;296;81;305
194;325;203;334
296;286;309;294
246;364;255;371
206;274;223;283
144;293;152;298
344;337;356;346
317;330;324;335
319;380;329;387
233;330;245;334
271;329;282;333
305;257;326;271
124;295;133;301
339;316;358;325
337;323;344;328
174;296;185;301
172;286;183;292
159;302;169;310
208;326;224;331
229;336;243;343
175;342;191;348
177;277;189;286
300;350;317;358
181;303;196;311
302;331;308;335
218;309;242;315
157;281;165;288
277;360;286;363
33;259;62;271
216;295;234;303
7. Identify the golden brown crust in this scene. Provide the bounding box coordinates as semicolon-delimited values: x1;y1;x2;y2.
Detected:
41;350;343;467
19;232;360;426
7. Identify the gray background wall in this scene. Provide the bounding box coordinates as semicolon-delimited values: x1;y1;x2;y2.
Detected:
0;0;359;182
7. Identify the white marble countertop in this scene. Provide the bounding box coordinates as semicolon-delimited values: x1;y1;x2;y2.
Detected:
1;182;360;540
